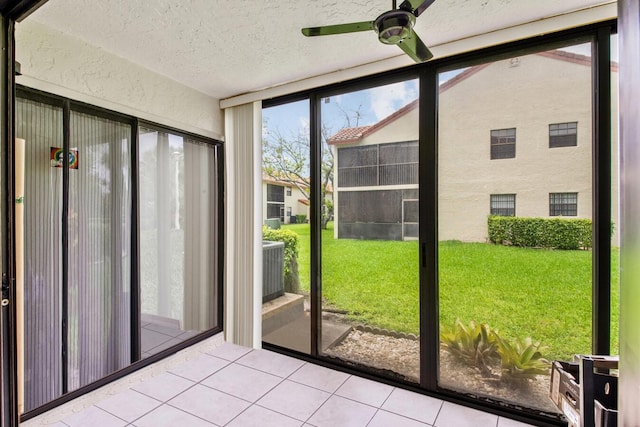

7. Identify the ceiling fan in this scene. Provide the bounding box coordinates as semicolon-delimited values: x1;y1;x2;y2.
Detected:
301;0;436;63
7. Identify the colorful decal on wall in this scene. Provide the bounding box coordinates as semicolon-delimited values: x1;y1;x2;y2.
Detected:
50;147;79;169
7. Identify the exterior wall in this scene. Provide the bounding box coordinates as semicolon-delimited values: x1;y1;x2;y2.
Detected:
332;52;620;244
358;108;419;147
440;53;619;244
15;20;223;139
439;54;593;242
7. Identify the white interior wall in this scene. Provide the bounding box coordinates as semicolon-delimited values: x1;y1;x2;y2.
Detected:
15;20;223;140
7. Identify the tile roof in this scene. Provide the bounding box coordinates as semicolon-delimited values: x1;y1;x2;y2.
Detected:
326;125;372;145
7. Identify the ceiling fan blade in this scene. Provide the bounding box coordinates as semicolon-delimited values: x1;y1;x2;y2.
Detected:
397;31;433;63
399;0;436;17
302;21;374;37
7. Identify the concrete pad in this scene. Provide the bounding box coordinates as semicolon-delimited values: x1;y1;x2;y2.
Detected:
263;312;352;354
262;293;305;335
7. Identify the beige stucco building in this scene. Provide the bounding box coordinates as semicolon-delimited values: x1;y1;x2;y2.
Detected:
262;175;335;225
329;49;619;244
262;176;311;224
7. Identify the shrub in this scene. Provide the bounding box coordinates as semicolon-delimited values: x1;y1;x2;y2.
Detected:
263;226;300;293
494;335;550;381
488;216;592;250
295;214;307;224
441;319;550;381
440;319;500;375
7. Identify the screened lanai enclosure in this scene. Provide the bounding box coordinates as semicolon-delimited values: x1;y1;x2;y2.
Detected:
335;140;419;240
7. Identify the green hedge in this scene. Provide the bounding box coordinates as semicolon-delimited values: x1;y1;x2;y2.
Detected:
488;216;592;250
263;226;300;293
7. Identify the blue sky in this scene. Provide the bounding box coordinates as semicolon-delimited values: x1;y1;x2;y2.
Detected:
263;79;420;141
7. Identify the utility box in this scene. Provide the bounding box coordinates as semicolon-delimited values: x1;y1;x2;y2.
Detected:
262;240;284;303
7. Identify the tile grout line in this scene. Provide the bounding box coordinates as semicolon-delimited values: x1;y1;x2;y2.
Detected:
432;398;445;427
163;401;223;426
103;388;164;426
90;405;131;426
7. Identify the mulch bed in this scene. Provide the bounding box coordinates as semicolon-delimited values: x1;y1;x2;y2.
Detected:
324;327;559;414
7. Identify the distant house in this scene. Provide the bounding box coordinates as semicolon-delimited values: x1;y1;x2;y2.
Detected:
329;50;619;243
262;175;310;224
262;174;333;225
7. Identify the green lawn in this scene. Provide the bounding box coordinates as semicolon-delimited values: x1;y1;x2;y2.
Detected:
283;222;620;361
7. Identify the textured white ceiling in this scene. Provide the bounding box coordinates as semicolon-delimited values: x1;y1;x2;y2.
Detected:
26;0;612;100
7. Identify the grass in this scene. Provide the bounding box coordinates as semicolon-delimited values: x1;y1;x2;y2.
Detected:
283;222;620;361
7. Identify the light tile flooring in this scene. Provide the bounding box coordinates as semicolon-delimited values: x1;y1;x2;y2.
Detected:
23;336;536;427
141;320;200;358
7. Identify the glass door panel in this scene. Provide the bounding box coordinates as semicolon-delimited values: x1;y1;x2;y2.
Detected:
138;127;220;358
437;44;593;412
261;100;312;353
321;79;420;382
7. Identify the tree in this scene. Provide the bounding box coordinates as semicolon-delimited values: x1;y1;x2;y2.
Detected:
263;107;361;229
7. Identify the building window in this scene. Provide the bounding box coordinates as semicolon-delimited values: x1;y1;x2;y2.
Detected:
490;128;516;159
549;122;577;147
490;194;516;216
549;192;578;216
266;184;285;220
286;187;292;196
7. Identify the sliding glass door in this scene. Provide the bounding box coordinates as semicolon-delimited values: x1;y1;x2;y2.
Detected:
318;78;421;381
14;90;224;415
263;24;617;424
261;100;313;353
138;126;221;358
437;42;595;414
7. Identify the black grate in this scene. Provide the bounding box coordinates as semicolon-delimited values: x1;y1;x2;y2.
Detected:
549;192;578;216
490;194;516;216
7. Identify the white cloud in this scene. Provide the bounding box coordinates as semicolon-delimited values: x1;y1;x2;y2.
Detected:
369;80;418;121
299;116;310;130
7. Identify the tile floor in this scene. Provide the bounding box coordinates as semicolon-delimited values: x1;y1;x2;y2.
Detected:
141;320;200;358
24;338;536;427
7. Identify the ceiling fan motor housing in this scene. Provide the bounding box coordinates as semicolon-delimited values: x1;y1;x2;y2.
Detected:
374;10;415;45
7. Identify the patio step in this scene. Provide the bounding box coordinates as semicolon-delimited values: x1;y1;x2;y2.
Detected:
263;308;352;354
262;293;305;336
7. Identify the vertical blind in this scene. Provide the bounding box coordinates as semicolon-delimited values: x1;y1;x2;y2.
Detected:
16;96;133;410
138;128;219;334
16;97;64;411
67;111;131;391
